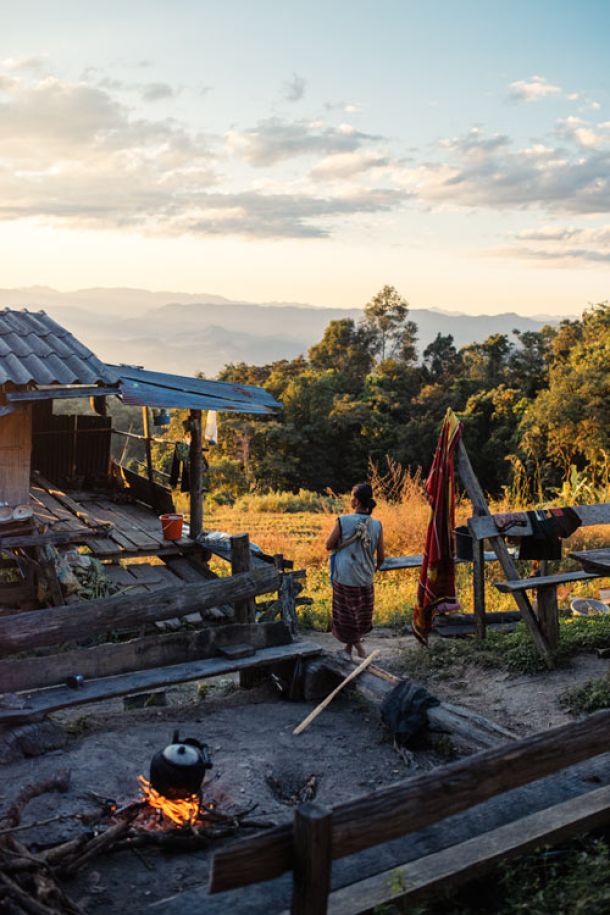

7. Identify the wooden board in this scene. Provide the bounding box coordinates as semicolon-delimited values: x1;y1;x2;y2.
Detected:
0;566;279;656
323;784;610;914
0;621;291;693
470;503;610;541
570;548;610;575
380;552;500;571
0;641;321;723
495;570;599;593
0;406;31;506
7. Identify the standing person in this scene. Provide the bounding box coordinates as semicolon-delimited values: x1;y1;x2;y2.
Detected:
326;482;385;658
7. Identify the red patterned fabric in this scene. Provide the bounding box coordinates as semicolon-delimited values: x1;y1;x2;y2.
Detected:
412;409;463;646
332;581;374;645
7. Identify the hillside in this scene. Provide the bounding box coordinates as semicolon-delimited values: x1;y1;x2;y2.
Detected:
0;286;562;376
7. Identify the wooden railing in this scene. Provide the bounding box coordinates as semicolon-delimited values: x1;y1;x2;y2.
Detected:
208;709;610;913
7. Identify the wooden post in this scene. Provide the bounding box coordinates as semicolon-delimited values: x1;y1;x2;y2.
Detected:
141;406;157;512
231;534;255;624
469;522;486;639
274;554;298;636
292;803;332;915
537;586;560;650
455;440;553;664
189;409;203;539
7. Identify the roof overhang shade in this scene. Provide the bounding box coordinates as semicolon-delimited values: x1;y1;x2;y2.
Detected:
110;365;281;415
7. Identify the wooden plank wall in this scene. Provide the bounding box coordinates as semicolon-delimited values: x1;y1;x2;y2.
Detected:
0;406;32;505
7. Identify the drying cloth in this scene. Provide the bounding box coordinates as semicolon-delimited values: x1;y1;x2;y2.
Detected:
412;408;463;646
518;507;581;560
169;446;180;488
494;511;528;533
381;681;440;746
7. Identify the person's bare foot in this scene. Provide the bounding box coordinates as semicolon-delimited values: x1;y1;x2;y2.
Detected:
354;641;367;658
339;644;353;658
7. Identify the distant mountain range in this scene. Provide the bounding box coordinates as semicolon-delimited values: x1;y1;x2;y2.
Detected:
0;286;569;377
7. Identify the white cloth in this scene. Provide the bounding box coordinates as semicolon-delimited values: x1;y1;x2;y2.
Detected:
332;513;381;587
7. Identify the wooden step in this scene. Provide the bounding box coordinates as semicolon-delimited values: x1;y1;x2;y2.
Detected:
0;641;321;724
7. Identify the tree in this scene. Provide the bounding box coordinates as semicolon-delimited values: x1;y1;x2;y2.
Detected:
308;318;375;384
362;285;418;363
422;333;461;383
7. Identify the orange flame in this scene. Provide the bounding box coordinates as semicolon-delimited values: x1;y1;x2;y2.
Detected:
137;776;200;827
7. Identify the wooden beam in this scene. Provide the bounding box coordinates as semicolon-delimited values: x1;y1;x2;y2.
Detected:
495;570;598;592
454;439;553;663
189;409;203;538
208;707;610;893
470;525;486;638
0;566;280;657
0;621;292;693
0;528;109;549
141;405;157;512
292;804;332;915
0;641;322;725
6;386;119;402
322;784;610;915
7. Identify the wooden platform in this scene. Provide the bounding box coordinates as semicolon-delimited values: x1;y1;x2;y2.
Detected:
28;478;193;559
0;641;321;724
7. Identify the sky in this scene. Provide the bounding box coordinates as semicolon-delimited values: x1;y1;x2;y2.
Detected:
1;0;609;315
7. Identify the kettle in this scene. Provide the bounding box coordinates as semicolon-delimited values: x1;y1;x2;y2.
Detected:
149;730;212;799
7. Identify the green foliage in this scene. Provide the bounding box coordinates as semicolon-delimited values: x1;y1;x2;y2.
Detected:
561;677;610;714
233;489;343;514
398;617;610;678
397;837;610;915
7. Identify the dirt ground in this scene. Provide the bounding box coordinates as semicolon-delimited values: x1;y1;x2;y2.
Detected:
1;628;607;913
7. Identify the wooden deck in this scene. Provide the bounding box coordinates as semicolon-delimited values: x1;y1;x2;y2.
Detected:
28;478;193;559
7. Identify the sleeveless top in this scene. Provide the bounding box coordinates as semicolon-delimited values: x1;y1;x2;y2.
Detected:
331;513;382;587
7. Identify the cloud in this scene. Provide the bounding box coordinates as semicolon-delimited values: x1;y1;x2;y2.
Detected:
227;117;380;166
1;55;47;73
141;82;175;102
0;71;406;240
556;115;609;150
400;127;610;216
310;149;390;180
508;75;562;102
493;224;610;265
282;73;306;102
325;100;364;114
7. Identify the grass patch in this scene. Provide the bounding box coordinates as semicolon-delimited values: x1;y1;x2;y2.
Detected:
233;488;343;514
561;677;610;714
397;616;610;677
392;835;610;915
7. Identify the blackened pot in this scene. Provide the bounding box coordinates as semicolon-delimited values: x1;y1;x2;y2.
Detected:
149;730;212;799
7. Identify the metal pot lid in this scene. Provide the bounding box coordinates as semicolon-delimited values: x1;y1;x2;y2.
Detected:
162;743;202;767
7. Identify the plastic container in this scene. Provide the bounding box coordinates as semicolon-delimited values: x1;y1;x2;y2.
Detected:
455;525;473;560
160;513;184;541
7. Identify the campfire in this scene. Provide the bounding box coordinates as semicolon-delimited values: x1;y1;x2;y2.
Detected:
0;733;273;914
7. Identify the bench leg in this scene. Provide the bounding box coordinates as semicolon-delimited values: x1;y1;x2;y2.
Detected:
536;586;560;650
472;535;486;639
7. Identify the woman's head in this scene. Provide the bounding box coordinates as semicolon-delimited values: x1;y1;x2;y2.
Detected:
351;482;376;515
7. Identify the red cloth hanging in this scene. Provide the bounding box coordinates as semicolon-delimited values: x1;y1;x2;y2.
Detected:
412;409;463;646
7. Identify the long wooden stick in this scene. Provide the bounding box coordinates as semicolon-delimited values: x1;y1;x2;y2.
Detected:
293;650;380;735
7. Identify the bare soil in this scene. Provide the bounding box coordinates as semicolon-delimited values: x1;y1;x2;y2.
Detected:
1;628;607;913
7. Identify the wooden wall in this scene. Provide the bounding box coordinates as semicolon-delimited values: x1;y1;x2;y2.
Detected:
0;406;32;506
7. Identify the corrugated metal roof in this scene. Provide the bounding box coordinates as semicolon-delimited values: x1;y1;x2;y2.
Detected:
0;309;119;387
112;364;282;414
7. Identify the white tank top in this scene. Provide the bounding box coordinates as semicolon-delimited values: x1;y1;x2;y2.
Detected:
332;513;381;587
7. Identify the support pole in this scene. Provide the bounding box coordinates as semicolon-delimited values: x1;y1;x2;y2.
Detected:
141;406;157;511
291;803;332;915
189;409;203;539
469;523;486;639
231;533;255;624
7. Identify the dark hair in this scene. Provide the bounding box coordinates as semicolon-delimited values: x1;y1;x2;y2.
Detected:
352;482;376;515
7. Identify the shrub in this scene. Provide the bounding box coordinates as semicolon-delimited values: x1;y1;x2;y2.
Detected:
561;677;610;714
233;489;344;514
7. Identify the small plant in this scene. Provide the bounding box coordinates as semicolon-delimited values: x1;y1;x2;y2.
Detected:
197;682;210;700
561;677;610;714
431;734;457;759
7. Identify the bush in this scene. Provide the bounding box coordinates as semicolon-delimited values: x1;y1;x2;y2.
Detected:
233;489;344;514
561;677;610;714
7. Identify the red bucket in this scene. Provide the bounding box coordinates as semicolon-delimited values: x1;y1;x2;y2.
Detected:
159;513;184;541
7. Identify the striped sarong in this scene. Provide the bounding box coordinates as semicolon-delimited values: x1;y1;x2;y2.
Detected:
332;581;374;645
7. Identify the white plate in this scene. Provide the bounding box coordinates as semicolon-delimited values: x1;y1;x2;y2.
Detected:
570;597;610;616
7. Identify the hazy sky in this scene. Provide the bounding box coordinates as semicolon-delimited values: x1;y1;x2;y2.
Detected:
1;0;609;314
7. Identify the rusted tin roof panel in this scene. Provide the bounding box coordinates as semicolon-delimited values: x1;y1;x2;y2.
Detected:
119;378;279;414
0;309;119;387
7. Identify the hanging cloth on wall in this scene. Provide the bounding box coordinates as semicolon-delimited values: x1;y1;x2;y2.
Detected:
518;506;581;560
169;442;190;490
412;408;463;647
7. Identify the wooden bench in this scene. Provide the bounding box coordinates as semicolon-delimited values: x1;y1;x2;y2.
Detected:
0;567;319;729
468;503;610;650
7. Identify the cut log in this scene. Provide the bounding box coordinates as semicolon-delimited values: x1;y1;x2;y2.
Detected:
0;566;280;657
303;653;516;750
